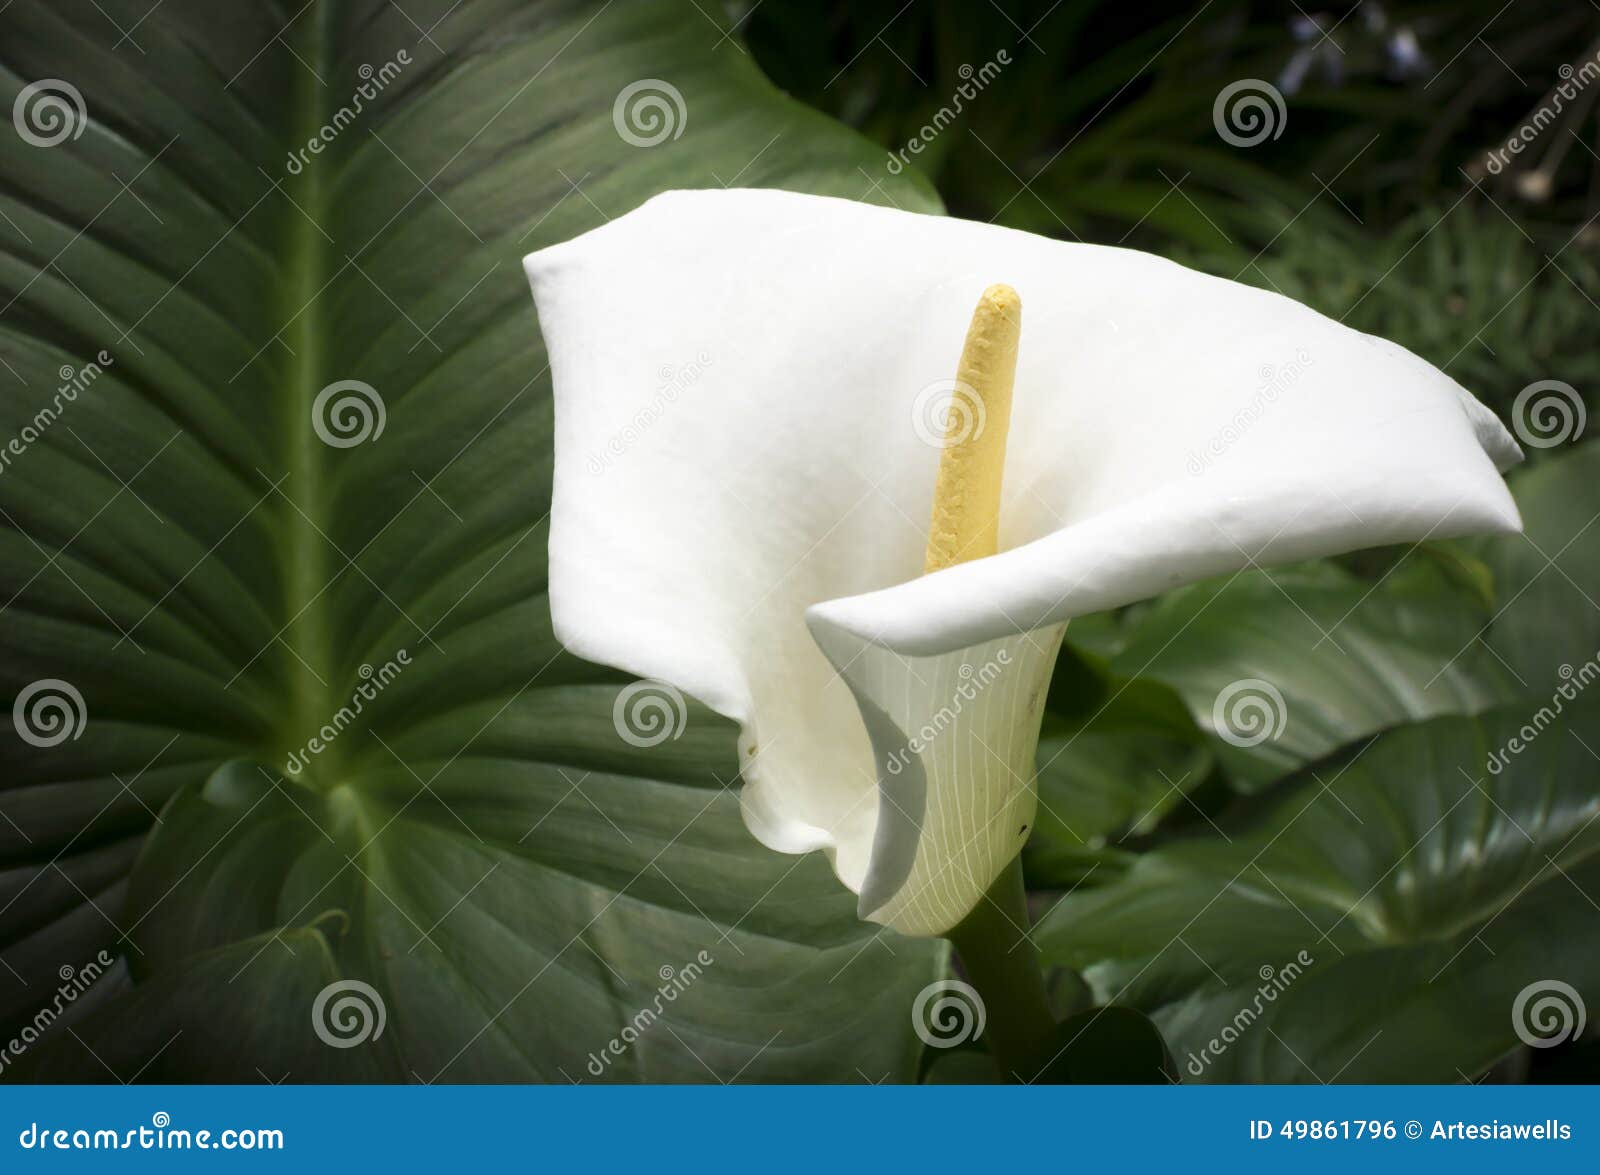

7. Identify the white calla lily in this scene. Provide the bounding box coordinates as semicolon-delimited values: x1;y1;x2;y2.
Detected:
523;187;1521;939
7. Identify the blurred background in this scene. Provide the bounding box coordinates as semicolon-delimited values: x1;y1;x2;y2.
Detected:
746;0;1600;428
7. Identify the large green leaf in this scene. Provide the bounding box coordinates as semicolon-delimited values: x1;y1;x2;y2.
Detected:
1471;441;1600;690
7;927;393;1083
1025;676;1213;887
1036;702;1600;1082
0;0;945;1081
1076;558;1518;790
1027;729;1211;883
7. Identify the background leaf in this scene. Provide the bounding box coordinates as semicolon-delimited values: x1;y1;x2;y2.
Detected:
1036;703;1600;1082
1470;441;1600;688
1073;559;1517;790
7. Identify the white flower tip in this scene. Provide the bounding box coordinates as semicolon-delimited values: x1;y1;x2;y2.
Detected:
1457;385;1525;475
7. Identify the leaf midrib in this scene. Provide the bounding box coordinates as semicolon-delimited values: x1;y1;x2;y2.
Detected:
279;8;336;782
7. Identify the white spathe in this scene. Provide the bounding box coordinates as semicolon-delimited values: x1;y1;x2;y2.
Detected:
523;188;1521;937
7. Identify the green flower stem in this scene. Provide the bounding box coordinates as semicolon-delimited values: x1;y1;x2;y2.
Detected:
946;855;1056;1082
